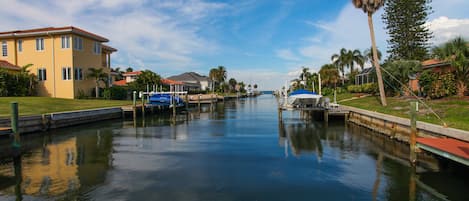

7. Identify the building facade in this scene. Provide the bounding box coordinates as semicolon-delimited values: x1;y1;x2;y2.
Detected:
167;72;213;91
0;26;117;99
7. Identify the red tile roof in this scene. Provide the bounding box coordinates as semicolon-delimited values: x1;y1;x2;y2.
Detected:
0;26;109;42
0;60;21;71
113;79;127;86
422;59;450;69
123;71;142;76
422;59;444;66
102;44;117;52
161;79;184;85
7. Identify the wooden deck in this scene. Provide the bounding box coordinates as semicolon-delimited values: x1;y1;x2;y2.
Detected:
417;137;469;166
0;127;12;135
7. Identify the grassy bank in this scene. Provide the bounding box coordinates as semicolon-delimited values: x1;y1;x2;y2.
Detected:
339;94;469;131
0;97;132;117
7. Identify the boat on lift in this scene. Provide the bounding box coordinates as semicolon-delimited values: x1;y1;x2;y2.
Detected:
286;89;322;108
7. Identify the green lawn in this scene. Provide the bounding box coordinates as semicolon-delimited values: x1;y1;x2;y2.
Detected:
341;95;469;131
0;97;132;117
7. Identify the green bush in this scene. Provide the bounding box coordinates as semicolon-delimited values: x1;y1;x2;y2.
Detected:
419;71;456;99
109;86;128;100
347;83;377;94
0;69;37;96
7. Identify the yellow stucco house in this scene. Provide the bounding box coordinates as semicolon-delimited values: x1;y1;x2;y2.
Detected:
0;26;117;99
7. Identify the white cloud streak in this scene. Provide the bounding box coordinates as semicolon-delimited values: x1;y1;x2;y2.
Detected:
0;0;225;72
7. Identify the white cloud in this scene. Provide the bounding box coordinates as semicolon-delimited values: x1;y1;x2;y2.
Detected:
229;69;291;90
276;49;301;61
297;5;387;72
0;0;226;73
426;16;469;45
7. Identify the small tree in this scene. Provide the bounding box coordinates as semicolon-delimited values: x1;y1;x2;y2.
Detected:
129;70;161;92
87;68;108;98
432;37;469;96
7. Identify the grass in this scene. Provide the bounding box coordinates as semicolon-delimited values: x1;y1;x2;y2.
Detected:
0;97;132;117
340;94;469;131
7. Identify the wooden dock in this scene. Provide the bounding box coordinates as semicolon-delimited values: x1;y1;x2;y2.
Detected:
0;127;12;135
417;137;469;166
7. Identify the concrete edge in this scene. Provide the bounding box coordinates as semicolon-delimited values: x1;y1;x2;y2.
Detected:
342;105;469;142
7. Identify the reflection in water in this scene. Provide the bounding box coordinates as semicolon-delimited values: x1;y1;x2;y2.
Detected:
0;96;468;201
0;125;114;200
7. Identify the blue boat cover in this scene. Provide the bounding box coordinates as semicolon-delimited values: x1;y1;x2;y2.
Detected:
149;94;184;106
289;89;317;96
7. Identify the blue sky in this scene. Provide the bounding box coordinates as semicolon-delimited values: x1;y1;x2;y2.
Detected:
2;0;469;90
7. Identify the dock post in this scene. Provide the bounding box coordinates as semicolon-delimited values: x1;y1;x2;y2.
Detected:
172;95;176;117
141;94;145;117
185;94;189;111
198;94;201;110
278;107;283;122
11;102;20;148
324;109;329;124
409;101;418;164
210;94;214;112
132;91;137;120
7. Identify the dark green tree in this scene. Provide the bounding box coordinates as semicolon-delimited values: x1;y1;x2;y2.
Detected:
129;70;161;92
432;37;469;96
382;0;433;60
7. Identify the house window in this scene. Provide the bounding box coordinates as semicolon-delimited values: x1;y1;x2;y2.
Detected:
62;67;72;80
93;42;101;54
61;36;70;49
2;41;7;56
73;37;83;50
74;68;83;80
18;40;23;52
36;38;44;51
38;68;47;81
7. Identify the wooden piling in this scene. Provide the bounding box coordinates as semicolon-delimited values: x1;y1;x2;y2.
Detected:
132;91;137;120
198;94;201;110
11;102;20;148
185;94;189;111
409;101;418;164
323;109;329;124
172;95;176;117
141;94;145;117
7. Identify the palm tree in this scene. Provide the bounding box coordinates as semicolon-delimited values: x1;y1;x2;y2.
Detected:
113;67;124;80
432;37;469;96
352;49;365;71
331;48;346;85
353;0;387;106
228;78;237;92
217;66;227;83
364;46;382;66
319;64;340;88
87;68;107;98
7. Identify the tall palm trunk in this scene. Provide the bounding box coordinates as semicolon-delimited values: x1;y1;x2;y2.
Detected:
95;80;99;98
368;13;387;106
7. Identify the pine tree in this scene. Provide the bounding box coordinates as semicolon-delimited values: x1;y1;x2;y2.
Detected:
382;0;433;61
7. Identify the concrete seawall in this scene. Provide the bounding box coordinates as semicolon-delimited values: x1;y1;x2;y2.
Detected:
343;106;469;143
0;107;122;135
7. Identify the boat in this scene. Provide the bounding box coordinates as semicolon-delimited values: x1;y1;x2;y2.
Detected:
286;89;322;108
148;93;185;107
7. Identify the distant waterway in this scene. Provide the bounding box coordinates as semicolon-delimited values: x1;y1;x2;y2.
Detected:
0;95;468;201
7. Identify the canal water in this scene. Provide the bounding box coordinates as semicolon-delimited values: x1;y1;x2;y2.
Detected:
0;95;468;201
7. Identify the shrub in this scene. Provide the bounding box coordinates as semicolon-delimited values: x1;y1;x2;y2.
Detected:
109;86;128;100
347;83;377;94
0;69;37;96
419;71;456;99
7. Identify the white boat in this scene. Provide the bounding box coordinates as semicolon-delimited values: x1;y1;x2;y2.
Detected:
286;89;322;108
